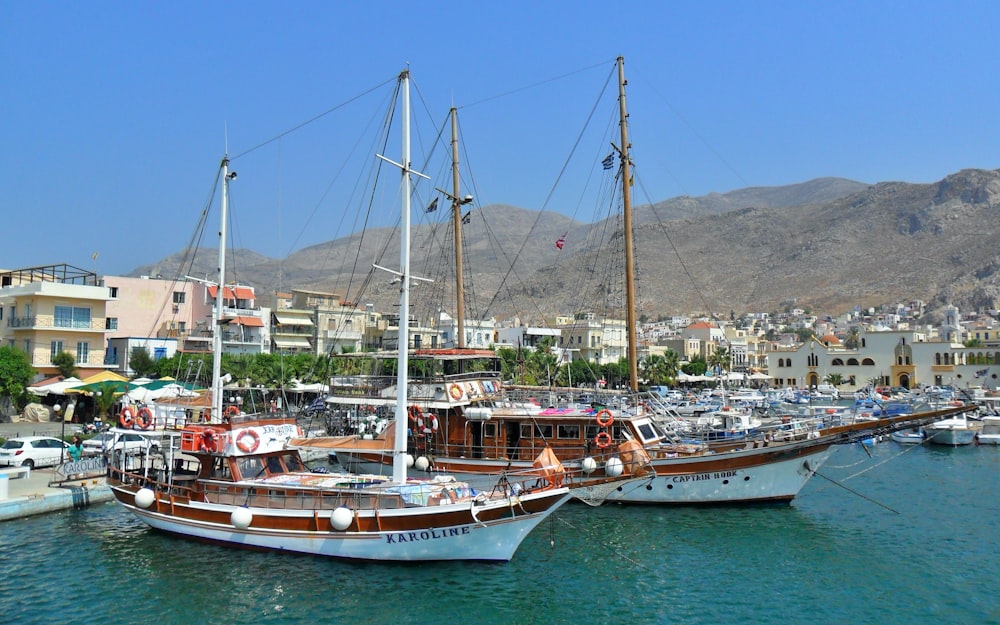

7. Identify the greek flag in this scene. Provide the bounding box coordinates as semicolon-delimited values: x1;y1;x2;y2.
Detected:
425;197;438;213
461;212;471;224
601;153;614;170
976;368;989;378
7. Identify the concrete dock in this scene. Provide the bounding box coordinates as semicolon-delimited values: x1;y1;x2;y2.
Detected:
0;421;113;521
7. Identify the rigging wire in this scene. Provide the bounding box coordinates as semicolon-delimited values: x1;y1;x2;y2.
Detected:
459;59;616;110
481;61;618;321
230;76;398;161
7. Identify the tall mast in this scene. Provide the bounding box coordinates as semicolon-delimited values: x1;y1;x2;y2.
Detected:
213;156;233;422
450;107;465;348
392;70;413;484
617;56;639;392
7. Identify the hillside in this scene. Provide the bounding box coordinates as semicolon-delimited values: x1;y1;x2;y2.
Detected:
130;171;1000;322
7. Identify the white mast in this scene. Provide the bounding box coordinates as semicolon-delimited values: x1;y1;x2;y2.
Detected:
212;156;234;424
392;70;413;484
375;69;429;482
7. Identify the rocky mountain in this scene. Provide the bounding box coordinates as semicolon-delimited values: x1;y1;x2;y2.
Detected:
130;170;1000;323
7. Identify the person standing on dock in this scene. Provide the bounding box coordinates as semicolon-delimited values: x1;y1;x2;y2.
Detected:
68;435;83;462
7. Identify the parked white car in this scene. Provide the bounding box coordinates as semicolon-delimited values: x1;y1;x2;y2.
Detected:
82;432;158;456
0;436;71;468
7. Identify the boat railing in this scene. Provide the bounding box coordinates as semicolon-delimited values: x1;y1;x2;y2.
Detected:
108;465;200;499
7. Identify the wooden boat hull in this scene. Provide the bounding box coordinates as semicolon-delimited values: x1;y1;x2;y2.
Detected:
109;481;569;562
338;440;834;505
602;442;834;505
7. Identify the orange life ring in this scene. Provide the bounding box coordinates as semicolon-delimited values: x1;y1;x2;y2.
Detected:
448;384;463;401
119;406;135;428
595;409;614;427
225;405;240;418
135;406;154;430
199;429;218;453
594;431;612;449
408;405;424;429
235;429;260;453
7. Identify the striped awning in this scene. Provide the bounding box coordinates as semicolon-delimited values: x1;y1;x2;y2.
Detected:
274;312;314;326
273;336;312;349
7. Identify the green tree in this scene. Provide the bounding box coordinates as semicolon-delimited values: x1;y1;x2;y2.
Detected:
707;346;731;376
0;346;35;413
964;338;983;348
52;351;77;378
682;356;707;377
92;381;121;422
843;327;860;350
823;373;845;387
130;347;158;378
640;350;680;386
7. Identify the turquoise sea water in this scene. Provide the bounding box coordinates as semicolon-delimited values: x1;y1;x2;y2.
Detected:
1;443;997;625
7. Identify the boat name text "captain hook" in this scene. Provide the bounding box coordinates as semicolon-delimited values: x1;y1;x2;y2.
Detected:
385;526;471;544
671;470;738;483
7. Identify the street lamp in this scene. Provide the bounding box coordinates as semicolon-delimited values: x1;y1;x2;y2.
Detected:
54;403;64;464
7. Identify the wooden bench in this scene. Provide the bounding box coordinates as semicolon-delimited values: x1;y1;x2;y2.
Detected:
0;466;31;479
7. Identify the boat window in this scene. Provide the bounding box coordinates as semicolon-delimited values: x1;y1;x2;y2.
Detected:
585;424;599;440
283;453;305;472
635;421;660;443
483;423;497;438
266;456;284;475
236;457;265;480
212;458;232;479
556;424;580;440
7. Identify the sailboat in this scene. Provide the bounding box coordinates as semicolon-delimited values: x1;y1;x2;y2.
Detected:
106;69;571;561
303;56;975;506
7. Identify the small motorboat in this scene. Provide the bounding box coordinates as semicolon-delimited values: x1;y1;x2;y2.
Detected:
890;428;925;445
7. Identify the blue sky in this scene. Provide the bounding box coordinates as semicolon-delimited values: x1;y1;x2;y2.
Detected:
4;1;999;276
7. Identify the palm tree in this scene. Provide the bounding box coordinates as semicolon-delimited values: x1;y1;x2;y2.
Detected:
707;346;731;377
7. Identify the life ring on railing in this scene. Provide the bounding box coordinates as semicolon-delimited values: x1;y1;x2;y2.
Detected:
199;429;218;454
235;429;260;453
119;406;135;428
421;414;439;435
595;409;614;427
135;406;154;430
594;431;612;449
225;405;240;418
408;405;423;427
448;384;463;401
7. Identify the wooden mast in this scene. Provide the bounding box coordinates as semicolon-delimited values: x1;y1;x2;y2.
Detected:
617;56;639;392
450;107;466;348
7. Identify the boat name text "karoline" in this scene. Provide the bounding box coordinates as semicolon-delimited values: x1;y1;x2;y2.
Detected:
671;470;739;483
385;527;472;544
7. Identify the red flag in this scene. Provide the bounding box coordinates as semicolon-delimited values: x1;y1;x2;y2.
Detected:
555;236;565;250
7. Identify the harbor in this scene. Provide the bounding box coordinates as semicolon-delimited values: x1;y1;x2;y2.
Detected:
1;441;996;625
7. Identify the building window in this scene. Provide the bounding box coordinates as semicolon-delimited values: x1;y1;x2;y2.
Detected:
106;317;118;330
76;341;89;365
153;347;167;360
54;305;92;329
173;291;186;304
50;341;63;358
108;286;119;299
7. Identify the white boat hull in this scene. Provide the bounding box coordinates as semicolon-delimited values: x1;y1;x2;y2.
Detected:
602;445;834;505
924;428;976;446
890;430;925;445
112;484;569;562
